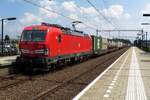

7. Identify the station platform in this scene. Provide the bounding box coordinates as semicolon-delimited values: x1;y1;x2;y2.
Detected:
0;55;17;67
74;47;149;100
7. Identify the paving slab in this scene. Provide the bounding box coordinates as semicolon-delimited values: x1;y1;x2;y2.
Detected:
74;47;149;100
0;55;17;66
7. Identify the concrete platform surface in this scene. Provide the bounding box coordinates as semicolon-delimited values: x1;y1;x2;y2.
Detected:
74;47;149;100
0;55;17;66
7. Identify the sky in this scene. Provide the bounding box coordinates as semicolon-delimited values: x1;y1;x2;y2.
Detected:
0;0;150;41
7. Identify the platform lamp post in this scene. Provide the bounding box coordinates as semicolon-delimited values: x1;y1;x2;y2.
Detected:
141;23;150;49
135;36;140;47
143;14;150;17
137;33;142;48
146;32;148;47
1;17;16;55
143;14;150;49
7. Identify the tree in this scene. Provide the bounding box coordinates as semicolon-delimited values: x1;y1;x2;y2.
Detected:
4;35;10;44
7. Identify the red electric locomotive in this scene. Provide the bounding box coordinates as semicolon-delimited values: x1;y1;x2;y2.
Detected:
17;22;92;70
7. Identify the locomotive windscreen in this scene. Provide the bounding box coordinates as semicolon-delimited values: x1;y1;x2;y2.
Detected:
21;30;47;42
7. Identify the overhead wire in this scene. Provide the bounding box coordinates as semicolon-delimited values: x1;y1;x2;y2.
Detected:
75;1;103;31
65;0;101;31
85;0;117;29
23;0;75;21
100;0;116;38
102;0;119;29
23;0;98;30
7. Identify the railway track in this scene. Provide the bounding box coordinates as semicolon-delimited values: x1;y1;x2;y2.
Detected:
34;48;128;100
0;48;128;100
0;73;33;90
0;67;46;91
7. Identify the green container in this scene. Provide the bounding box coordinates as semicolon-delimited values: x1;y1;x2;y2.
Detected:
91;35;102;54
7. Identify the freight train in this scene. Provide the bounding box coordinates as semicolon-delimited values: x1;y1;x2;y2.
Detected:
14;22;128;71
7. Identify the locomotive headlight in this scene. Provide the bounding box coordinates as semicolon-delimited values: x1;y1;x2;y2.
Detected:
44;48;49;55
34;48;49;55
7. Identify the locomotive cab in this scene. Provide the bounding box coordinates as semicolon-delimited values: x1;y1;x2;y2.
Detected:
20;29;49;56
17;24;53;69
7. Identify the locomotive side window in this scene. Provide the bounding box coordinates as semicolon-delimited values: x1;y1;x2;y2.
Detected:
58;35;61;43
